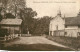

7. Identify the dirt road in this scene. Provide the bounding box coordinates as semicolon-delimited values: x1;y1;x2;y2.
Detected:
2;36;75;51
6;36;67;48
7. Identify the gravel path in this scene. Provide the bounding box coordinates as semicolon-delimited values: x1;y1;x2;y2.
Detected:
5;36;68;48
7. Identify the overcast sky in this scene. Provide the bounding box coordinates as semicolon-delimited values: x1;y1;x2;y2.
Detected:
26;0;80;18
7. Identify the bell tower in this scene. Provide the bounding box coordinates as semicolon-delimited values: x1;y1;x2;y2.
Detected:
77;9;80;17
57;8;62;17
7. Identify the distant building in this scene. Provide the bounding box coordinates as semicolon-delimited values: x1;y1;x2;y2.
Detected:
0;19;22;37
49;10;80;37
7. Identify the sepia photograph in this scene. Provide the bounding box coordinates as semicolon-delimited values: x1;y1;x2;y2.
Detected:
0;0;80;51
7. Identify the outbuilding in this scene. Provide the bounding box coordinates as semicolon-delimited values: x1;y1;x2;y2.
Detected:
0;19;22;41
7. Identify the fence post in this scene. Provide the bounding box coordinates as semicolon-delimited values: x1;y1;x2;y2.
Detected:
7;35;9;40
10;35;12;39
13;34;15;38
4;35;7;41
8;35;10;40
11;35;13;39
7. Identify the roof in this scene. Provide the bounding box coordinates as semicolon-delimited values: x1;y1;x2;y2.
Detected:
0;19;22;26
65;17;80;25
65;28;78;30
51;16;80;26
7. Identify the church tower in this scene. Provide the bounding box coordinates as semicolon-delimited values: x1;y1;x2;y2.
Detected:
57;9;62;17
77;9;80;17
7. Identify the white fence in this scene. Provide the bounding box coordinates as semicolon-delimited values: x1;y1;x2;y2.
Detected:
0;34;19;41
21;34;31;37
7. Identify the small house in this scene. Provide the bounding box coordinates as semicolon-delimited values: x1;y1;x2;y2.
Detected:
0;19;22;39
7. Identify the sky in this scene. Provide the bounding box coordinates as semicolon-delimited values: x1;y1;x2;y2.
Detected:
26;0;80;18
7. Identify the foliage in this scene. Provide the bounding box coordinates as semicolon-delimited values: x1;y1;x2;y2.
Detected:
5;13;16;19
0;14;2;21
21;15;52;35
20;8;37;34
6;0;26;17
0;29;8;37
0;7;3;21
32;16;53;35
0;0;26;18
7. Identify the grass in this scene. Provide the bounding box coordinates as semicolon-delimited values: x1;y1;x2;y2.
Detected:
46;36;80;50
0;36;74;51
0;37;20;50
1;44;73;51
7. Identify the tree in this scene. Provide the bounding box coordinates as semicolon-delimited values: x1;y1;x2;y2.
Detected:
20;8;37;34
33;16;53;35
6;0;26;17
5;13;16;19
0;0;26;18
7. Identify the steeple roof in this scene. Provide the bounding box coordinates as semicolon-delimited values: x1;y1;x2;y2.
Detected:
57;9;62;17
77;9;80;17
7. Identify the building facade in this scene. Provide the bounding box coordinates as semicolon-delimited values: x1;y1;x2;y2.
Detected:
49;10;80;37
0;19;22;38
